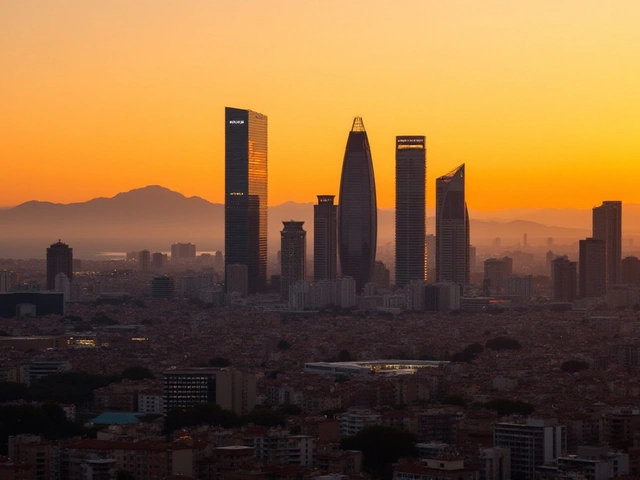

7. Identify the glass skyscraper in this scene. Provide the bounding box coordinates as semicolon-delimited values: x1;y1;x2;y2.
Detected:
395;136;426;288
224;107;268;294
338;117;377;292
436;164;469;287
314;195;338;281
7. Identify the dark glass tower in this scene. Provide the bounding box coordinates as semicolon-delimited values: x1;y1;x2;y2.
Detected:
280;221;306;300
435;164;469;286
224;107;268;294
46;240;73;290
395;136;426;288
314;195;338;281
338;117;377;292
592;201;622;285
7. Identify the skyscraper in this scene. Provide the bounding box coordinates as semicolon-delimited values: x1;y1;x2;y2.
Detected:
592;201;622;285
314;195;338;281
579;237;606;298
338;117;377;292
280;221;306;300
435;164;469;286
552;256;577;302
395;135;426;288
225;107;268;294
46;240;73;291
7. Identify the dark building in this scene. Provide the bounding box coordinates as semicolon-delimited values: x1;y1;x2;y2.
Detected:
280;221;306;300
622;256;640;285
436;164;469;286
152;252;167;271
338;117;377;292
225;107;268;294
552;256;577;302
314;195;338;281
151;276;175;299
579;238;606;298
395;136;426;288
0;292;65;318
593;201;622;284
138;250;151;273
46;240;73;291
170;242;196;261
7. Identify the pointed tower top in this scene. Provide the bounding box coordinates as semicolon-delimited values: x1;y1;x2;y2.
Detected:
351;117;366;132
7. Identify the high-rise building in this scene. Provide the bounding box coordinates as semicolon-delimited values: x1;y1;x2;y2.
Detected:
151;275;175;299
226;264;248;298
314;195;338;281
338;117;377;292
493;419;566;480
426;234;436;282
170;242;196;261
435;164;469;286
225;106;268;294
552;256;577;302
138;250;151;273
395;135;426;288
593;201;622;284
280;221;306;300
152;252;167;271
46;240;73;290
579;238;606;298
621;256;640;285
484;258;508;293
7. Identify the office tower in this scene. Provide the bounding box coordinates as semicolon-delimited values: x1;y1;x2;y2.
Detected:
493;419;566;480
152;252;167;271
338;117;377;292
0;271;18;293
280;221;306;300
507;275;534;303
225;106;268;294
226;264;248;298
395;136;426;288
552;256;577;302
621;256;640;285
373;261;390;289
435;164;469;286
151;275;175;299
138;250;151;272
593;201;622;284
579;238;606;298
426;234;436;281
163;368;256;415
46;240;73;290
170;242;196;261
314;195;338;281
484;258;508;293
54;272;71;302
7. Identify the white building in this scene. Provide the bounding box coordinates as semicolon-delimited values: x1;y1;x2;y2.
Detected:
337;409;382;437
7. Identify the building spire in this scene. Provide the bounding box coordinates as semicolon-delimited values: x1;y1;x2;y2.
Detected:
351;117;366;132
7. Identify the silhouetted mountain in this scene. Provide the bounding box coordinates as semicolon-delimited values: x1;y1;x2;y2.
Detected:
0;185;636;259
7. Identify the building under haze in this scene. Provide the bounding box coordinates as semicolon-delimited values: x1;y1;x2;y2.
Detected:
593;201;622;285
395;135;426;288
224;106;268;294
138;250;151;273
579;238;606;298
435;164;469;287
338;117;377;292
46;240;73;291
280;221;306;301
621;256;640;286
552;256;577;303
314;195;338;281
171;242;196;261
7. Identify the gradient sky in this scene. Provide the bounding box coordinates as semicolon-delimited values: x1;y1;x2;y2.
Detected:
2;1;640;209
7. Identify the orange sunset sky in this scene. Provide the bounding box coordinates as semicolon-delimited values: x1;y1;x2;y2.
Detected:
2;1;640;210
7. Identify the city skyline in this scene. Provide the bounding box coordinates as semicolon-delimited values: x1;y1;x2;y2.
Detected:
3;2;640;210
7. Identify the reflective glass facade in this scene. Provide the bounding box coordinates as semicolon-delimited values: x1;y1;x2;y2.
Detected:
338;117;377;292
436;164;469;286
225;107;268;294
395;136;426;288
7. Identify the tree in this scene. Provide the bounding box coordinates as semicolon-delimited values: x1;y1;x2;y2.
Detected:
485;336;521;351
277;339;291;350
341;425;417;479
561;360;589;374
164;403;239;434
276;404;302;415
242;407;285;427
337;349;353;362
121;366;155;381
208;357;232;368
482;398;534;415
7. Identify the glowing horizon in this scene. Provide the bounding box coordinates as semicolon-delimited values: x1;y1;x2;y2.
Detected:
3;1;640;210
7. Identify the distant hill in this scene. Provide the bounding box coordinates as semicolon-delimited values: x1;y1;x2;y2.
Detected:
0;185;635;259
